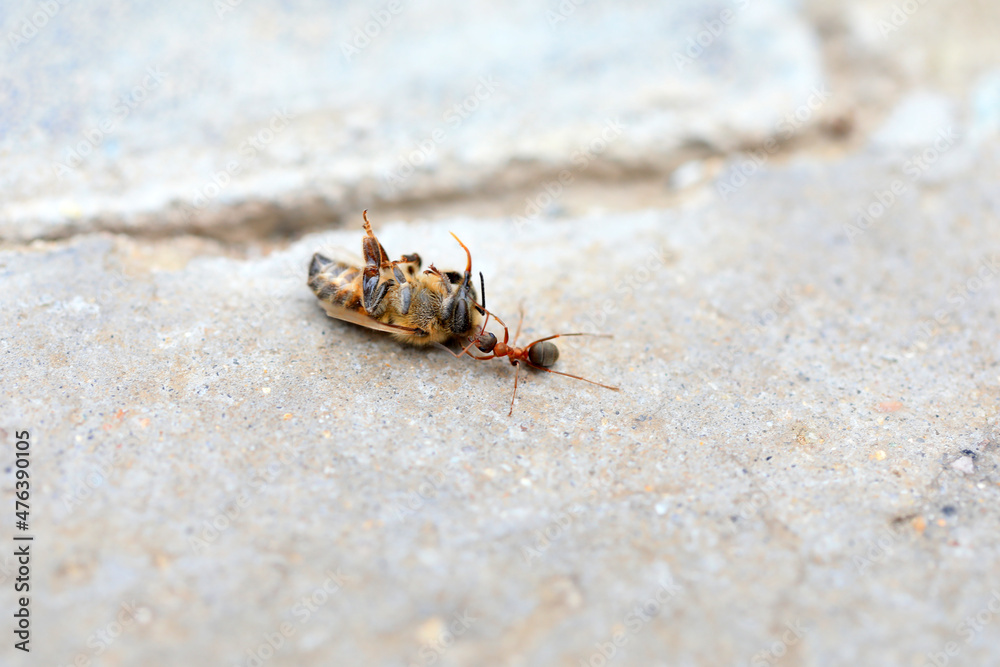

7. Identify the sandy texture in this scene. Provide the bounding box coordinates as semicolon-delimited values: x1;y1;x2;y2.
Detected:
3;1;1000;666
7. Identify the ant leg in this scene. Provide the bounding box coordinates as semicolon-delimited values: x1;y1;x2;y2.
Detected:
523;360;620;391
480;306;510;345
526;332;613;346
521;332;614;362
508;361;521;416
475;306;492;337
437;310;494;359
437;341;497;361
512;308;524;347
437;344;498;360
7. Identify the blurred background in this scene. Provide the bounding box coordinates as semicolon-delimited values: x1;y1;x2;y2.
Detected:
4;1;1000;666
3;0;997;245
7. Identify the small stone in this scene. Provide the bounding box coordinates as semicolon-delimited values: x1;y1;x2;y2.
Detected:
951;456;975;475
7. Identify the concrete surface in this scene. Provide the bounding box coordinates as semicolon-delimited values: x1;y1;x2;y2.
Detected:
3;0;825;242
3;1;1000;666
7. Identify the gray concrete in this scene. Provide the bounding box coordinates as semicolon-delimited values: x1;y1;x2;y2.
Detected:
3;1;1000;666
3;0;829;241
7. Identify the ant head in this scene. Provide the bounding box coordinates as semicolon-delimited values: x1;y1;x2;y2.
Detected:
473;331;497;354
528;341;559;367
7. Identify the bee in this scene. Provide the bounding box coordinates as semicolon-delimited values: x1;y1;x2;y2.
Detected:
308;211;481;345
308;210;618;415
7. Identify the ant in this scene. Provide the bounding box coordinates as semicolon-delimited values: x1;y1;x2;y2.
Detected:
438;238;619;415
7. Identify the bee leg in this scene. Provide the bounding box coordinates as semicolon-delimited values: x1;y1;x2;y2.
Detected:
400;252;422;273
392;264;412;315
361;210;391;265
362;266;393;314
360;212;399;314
451;297;472;334
394;254;422;282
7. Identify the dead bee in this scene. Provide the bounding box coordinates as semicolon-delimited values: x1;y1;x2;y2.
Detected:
309;210;617;414
308;210;480;345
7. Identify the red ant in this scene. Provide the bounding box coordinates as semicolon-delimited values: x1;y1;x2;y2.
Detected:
439;244;620;414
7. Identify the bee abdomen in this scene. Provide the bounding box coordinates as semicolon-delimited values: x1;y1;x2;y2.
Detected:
308;253;362;308
309;254;357;281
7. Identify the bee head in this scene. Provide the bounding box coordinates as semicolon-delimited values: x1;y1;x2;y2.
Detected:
443;233;479;335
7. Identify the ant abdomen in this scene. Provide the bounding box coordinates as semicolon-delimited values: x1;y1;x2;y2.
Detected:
527;341;559;367
453;280;616;414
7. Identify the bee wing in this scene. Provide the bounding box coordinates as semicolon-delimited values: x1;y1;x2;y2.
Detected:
312;246;364;269
318;300;423;336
